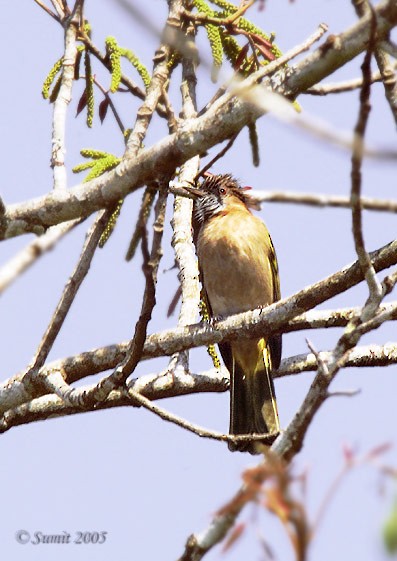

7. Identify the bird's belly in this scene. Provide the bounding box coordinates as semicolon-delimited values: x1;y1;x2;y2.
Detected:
198;219;273;317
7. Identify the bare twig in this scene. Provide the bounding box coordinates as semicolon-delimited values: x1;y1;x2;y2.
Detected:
29;211;111;372
196;134;238;180
250;190;397;213
0;219;82;295
124;0;183;158
49;0;65;19
353;0;397;125
0;366;228;434
306;71;384;95
112;189;167;382
350;5;383;315
51;3;81;190
34;0;60;22
276;342;397;377
125;187;156;261
45;187;168;409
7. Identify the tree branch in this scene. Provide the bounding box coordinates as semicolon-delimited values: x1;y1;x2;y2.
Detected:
250;190;397;213
51;3;81;190
3;1;397;239
2;239;397;414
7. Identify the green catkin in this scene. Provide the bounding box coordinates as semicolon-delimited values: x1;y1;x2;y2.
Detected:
72;160;96;173
125;188;156;261
209;0;283;60
199;299;221;369
215;4;300;110
99;199;124;248
123;128;132;143
219;30;250;75
74;45;84;80
119;47;151;90
83;20;92;38
80;148;112;159
84;50;94;127
219;30;240;65
73;148;122;246
238;19;282;59
105;36;122;93
248;123;260;167
82;155;120;183
207;0;236;13
42;57;63;99
167;51;181;72
72;151;120;182
49;74;62;103
193;0;223;81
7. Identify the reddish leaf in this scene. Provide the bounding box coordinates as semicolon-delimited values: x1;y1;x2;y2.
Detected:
222;523;245;552
365;442;392;461
74;49;82;81
342;442;355;464
251;32;274;50
99;98;110;124
76;90;88;117
256;42;276;62
234;43;249;71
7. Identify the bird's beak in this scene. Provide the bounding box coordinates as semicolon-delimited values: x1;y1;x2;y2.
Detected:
184;186;206;199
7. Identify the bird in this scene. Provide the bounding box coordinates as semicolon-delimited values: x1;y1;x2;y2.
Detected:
191;173;281;454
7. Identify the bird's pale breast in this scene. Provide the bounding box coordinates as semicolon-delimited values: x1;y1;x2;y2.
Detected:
197;207;274;317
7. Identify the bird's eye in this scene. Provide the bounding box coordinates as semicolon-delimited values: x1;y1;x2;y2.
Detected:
219;188;226;195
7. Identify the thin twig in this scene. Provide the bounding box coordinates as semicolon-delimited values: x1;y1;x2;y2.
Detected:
49;0;65;19
51;188;168;408
352;0;397;126
196;134;238;180
124;0;182;158
51;2;81;190
28;211;111;373
33;0;60;22
113;189;167;382
350;6;383;316
0;219;82;295
250;190;397;213
92;76;125;133
125;187;156;261
124;384;276;446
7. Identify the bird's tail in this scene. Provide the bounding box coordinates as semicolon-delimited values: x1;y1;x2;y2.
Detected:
228;339;279;454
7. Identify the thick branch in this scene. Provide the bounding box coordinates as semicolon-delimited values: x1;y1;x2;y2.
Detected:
1;342;396;433
2;240;397;414
3;1;397;239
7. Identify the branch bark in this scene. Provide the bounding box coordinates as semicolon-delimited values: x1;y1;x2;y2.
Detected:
3;0;397;239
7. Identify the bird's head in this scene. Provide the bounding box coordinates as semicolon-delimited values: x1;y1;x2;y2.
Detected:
191;174;260;225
